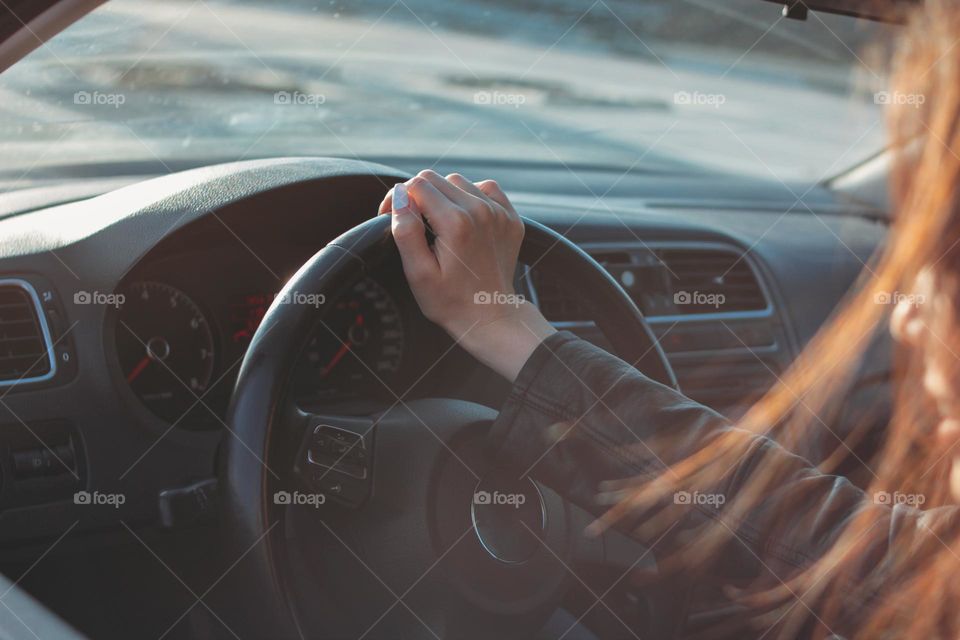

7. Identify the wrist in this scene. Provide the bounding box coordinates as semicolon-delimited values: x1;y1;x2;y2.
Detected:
453;302;556;382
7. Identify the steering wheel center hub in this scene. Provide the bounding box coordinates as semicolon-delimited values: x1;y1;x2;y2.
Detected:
470;477;546;564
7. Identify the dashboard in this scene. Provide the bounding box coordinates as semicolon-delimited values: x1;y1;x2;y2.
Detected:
0;156;889;548
0;156;895;639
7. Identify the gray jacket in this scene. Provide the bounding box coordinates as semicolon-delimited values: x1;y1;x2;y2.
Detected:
488;331;954;637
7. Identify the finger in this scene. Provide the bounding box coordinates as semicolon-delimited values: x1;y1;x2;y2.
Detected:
445;173;488;201
390;184;438;284
378;190;393;215
379;181;409;215
414;169;480;211
405;176;471;239
448;172;508;213
476;179;518;218
416;170;503;234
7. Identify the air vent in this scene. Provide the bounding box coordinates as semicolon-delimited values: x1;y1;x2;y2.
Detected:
529;249;669;321
0;281;55;385
529;244;770;322
658;248;767;315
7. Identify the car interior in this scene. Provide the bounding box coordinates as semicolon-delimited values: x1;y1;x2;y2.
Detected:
0;0;902;638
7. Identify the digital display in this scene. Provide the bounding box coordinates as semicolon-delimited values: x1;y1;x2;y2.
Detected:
230;293;273;345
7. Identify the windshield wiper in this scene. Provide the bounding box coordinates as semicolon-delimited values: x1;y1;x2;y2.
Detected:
761;0;917;23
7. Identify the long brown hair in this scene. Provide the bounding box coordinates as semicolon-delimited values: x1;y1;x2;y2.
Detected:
603;1;960;637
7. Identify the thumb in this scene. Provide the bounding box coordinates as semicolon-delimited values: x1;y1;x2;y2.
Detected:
390;183;438;285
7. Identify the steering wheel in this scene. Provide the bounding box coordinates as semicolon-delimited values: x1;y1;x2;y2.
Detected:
221;210;680;639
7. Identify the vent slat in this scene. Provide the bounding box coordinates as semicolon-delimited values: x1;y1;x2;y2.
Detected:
0;352;47;364
0;284;51;382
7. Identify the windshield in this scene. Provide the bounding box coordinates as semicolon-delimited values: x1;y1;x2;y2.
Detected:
0;0;890;184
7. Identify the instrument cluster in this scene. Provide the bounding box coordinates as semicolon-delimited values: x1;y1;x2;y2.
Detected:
112;246;424;428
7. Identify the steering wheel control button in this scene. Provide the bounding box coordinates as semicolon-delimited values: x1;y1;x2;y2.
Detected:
471;477;546;564
293;417;374;509
307;424;368;479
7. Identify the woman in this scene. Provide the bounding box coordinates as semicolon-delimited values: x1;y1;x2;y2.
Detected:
379;2;960;637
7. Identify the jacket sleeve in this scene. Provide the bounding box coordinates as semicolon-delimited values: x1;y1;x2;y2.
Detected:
487;331;956;585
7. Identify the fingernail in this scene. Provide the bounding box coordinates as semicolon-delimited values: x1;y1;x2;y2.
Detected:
393;183;409;211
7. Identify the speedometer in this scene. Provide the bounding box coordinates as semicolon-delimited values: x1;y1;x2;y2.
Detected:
295;277;404;398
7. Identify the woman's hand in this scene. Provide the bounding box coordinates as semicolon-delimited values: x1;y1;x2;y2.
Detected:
379;170;555;382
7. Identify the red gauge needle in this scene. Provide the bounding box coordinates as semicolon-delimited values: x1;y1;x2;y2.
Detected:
321;342;351;377
127;355;151;383
320;314;364;377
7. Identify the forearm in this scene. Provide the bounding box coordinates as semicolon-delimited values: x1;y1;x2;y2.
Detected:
487;332;888;580
488;331;725;502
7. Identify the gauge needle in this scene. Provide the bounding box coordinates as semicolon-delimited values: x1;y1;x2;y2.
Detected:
321;314;364;377
321;342;350;377
127;355;151;383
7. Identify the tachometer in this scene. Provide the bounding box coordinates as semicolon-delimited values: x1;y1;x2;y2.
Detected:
296;277;404;398
116;281;215;423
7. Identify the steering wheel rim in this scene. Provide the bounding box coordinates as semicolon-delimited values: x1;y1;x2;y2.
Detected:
220;212;677;639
